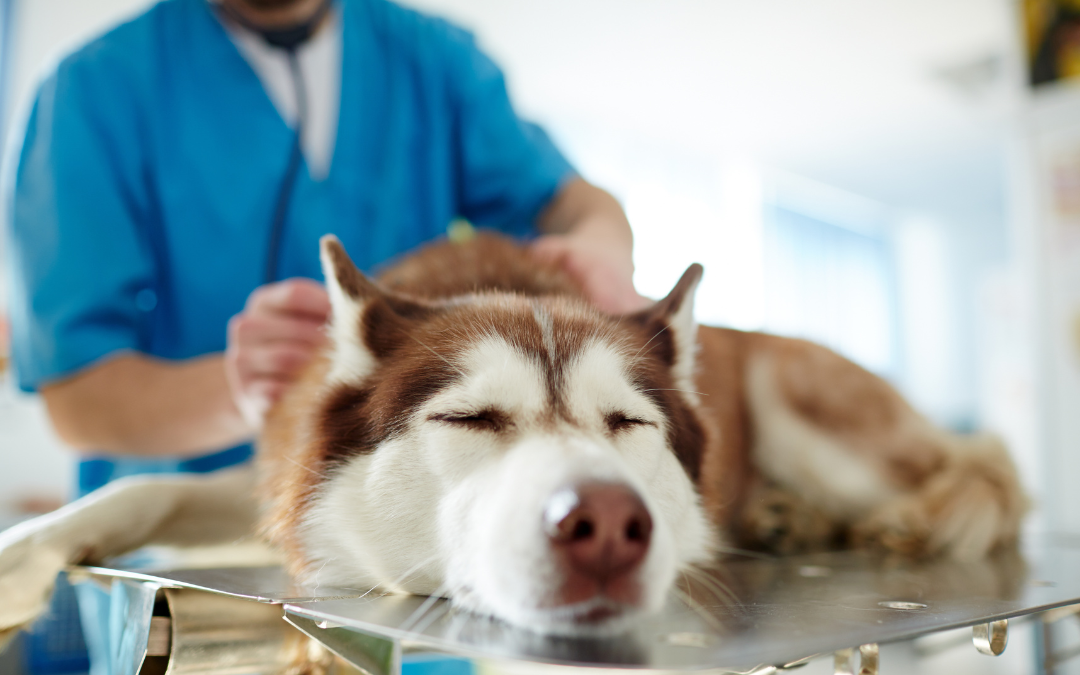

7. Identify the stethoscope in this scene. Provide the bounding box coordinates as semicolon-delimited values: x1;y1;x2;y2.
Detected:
217;0;334;284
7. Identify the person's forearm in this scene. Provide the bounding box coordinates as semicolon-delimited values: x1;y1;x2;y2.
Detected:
538;178;633;252
41;353;252;456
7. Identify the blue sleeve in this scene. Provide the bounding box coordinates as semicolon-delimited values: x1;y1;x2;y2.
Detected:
442;28;576;238
4;54;156;392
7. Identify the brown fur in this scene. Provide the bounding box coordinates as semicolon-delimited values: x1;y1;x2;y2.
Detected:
259;232;1027;572
377;233;584;300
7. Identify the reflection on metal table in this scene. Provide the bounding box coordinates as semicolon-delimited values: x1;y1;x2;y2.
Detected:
70;537;1080;675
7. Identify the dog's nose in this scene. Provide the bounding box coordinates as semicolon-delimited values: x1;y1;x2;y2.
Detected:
544;482;653;583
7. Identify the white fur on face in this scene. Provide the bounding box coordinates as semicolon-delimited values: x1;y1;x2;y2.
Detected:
300;331;712;633
559;342;714;575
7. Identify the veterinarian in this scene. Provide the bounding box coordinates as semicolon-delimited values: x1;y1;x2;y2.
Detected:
6;0;644;497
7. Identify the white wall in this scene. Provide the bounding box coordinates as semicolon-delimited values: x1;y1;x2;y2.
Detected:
2;0;154;149
0;383;71;511
403;0;1016;223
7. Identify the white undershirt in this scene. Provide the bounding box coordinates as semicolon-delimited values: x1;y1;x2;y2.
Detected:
217;4;342;181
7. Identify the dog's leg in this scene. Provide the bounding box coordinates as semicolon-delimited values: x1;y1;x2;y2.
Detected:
848;433;1027;559
736;475;838;554
744;339;1027;560
0;467;257;632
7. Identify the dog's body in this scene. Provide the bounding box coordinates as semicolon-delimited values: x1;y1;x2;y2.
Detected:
0;233;1026;637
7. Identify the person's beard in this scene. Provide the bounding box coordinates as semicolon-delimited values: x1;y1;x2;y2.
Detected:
237;0;306;9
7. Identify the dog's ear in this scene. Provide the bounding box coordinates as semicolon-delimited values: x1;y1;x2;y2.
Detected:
319;235;431;383
627;264;703;402
321;235;380;307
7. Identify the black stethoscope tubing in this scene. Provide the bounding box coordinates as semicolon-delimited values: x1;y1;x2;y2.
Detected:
216;0;331;285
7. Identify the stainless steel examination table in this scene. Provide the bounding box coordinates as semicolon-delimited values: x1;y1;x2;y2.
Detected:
41;537;1080;675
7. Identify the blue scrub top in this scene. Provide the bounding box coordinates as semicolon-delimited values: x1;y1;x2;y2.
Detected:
5;0;575;495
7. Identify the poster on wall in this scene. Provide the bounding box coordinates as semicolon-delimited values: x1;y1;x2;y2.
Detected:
1025;0;1080;85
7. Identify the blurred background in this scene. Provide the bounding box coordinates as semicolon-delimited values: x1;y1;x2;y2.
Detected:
0;0;1078;566
2;1;1080;674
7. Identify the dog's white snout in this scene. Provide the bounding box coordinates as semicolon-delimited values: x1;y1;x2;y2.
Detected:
443;432;679;631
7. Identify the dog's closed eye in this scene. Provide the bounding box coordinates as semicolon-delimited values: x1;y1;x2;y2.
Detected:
429;408;511;432
605;412;656;433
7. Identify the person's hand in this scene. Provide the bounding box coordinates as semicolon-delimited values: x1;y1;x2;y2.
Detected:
531;232;650;314
225;278;330;430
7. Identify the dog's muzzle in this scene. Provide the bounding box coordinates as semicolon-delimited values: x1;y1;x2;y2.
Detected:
543;482;653;615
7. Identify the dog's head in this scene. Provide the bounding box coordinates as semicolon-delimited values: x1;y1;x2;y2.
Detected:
296;236;716;634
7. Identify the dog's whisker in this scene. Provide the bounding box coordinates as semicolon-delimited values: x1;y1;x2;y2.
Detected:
641;388;709;397
682;580;734;611
397;583;450;635
710;545;775;561
682;566;739;607
355;582;383;601
632;326;668;362
353;554;440;601
685;566;737;603
386;554;441;591
408;334;467;378
671;586;728;634
310;556;334;593
701;575;738;608
635;337;672;362
411;596;453;635
284;455;325;478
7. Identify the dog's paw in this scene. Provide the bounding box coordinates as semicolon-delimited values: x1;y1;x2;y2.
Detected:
851;440;1027;561
849;496;933;557
0;529;70;632
739;485;836;554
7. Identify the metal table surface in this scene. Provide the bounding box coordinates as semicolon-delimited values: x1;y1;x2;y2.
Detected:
81;537;1080;673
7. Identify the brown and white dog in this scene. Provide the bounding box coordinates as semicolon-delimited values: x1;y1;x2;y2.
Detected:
0;233;1027;637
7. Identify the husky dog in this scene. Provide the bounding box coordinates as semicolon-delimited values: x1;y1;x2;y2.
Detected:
0;234;1027;637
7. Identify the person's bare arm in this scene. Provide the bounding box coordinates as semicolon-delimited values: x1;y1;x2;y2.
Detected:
534;177;648;313
41;278;329;456
41;353;249;456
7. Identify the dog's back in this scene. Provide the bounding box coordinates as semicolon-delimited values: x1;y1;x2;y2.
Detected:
375;233;583;301
692;326;1026;557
